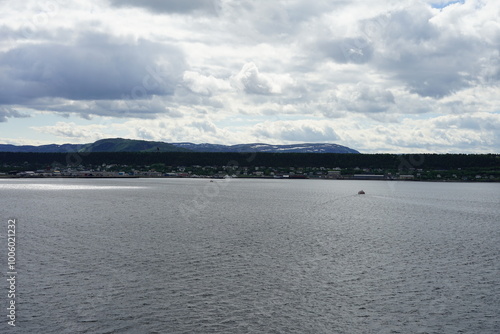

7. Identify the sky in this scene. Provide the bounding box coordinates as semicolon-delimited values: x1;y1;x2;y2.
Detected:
0;0;499;153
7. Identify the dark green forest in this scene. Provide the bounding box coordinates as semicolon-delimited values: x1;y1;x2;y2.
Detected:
0;152;498;171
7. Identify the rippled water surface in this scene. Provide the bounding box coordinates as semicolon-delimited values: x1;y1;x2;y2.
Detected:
0;178;499;333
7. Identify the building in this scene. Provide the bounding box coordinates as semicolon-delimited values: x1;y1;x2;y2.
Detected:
353;174;385;180
327;170;341;179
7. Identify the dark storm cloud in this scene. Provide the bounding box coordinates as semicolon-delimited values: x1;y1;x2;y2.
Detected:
0;106;29;122
109;0;220;15
0;33;185;105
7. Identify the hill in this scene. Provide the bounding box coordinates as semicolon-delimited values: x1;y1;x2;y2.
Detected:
171;142;359;153
78;138;188;152
0;143;83;153
0;138;188;153
0;138;359;154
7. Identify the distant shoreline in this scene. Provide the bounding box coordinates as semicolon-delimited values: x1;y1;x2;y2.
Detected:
0;175;497;183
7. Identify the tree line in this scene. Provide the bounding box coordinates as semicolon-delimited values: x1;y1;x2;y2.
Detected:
0;152;498;171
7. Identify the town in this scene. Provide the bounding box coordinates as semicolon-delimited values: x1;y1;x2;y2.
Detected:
2;163;498;182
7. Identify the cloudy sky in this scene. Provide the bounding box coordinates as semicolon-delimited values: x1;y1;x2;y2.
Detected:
0;0;499;153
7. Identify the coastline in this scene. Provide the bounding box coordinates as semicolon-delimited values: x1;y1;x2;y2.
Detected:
0;175;497;183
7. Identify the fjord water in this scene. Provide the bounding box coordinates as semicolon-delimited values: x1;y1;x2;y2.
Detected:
0;178;499;333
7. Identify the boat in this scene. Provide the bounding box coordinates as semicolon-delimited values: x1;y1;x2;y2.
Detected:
358;190;365;195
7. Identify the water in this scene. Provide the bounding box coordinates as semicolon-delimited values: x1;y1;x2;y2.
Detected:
0;178;499;333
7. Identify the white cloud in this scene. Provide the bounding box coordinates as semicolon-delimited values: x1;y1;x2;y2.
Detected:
183;71;232;96
31;122;110;143
124;118;238;144
332;83;396;114
232;62;280;95
252;120;340;143
334;112;500;153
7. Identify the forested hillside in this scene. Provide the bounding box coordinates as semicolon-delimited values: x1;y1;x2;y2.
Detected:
0;152;497;170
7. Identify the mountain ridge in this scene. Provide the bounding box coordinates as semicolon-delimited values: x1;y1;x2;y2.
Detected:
0;138;359;154
172;142;359;153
